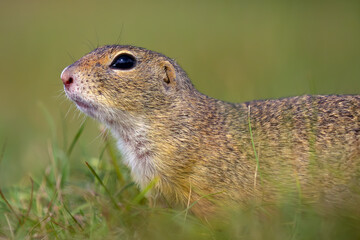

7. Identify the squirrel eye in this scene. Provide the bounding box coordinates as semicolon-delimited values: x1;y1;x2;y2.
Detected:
110;53;136;70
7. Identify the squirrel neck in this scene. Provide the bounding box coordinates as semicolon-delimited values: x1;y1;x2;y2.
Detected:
106;89;246;188
106;110;156;188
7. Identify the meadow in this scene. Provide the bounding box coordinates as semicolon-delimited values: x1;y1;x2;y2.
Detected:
0;0;360;239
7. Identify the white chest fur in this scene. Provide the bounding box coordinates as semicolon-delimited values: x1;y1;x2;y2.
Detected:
109;121;156;189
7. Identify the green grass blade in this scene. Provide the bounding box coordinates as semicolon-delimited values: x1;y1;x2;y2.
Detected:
0;139;7;165
106;140;125;185
131;177;158;205
38;102;56;140
60;110;68;152
20;177;34;227
67;120;86;157
63;203;84;231
85;161;120;210
116;182;135;198
98;142;108;162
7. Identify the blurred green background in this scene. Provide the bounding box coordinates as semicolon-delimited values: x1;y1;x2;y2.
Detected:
0;0;359;186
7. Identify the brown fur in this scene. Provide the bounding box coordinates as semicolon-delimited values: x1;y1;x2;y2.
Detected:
61;45;360;218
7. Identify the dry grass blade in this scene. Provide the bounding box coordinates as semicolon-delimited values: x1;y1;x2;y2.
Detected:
46;191;58;214
51;219;72;231
248;105;261;188
27;215;52;238
179;191;223;216
4;213;14;239
0;189;22;224
183;180;192;224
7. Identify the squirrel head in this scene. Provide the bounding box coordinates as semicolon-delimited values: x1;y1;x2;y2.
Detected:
61;45;193;123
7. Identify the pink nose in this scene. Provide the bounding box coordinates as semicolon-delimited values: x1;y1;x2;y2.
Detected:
61;67;74;90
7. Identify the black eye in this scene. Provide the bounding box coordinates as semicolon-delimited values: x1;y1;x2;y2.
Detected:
110;53;136;70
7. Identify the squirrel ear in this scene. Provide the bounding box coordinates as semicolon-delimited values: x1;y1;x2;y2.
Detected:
161;61;176;85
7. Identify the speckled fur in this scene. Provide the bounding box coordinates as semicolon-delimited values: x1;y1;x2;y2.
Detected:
62;45;360;217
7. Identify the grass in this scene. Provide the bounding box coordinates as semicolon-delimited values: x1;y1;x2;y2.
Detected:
248;105;261;189
1;113;360;240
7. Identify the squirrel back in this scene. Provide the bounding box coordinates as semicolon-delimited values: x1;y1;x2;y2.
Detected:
61;45;360;217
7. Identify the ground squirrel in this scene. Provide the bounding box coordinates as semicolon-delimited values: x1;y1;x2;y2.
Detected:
61;45;360;217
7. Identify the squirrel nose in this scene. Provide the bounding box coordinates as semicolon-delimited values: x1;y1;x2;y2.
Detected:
61;66;74;90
